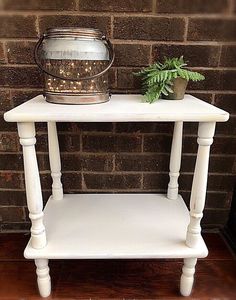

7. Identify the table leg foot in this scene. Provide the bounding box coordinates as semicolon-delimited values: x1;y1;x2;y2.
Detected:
35;258;51;297
180;257;197;296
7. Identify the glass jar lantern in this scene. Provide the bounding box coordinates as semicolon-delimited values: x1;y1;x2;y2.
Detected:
34;28;114;104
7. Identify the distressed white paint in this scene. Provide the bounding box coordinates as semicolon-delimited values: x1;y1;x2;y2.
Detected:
5;95;229;297
167;121;183;200
4;94;229;123
186;122;216;248
17;122;46;249
180;257;197;296
35;258;51;297
48;122;63;200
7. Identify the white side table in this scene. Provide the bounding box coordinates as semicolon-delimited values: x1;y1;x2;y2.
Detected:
4;94;229;297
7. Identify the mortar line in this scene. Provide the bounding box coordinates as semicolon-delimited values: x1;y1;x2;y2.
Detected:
183;17;189;42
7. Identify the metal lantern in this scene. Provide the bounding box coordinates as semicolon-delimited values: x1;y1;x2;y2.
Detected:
34;27;114;104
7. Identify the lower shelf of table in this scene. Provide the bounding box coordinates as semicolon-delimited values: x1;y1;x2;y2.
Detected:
24;193;208;259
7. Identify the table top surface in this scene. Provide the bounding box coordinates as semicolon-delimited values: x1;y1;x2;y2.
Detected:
4;94;229;123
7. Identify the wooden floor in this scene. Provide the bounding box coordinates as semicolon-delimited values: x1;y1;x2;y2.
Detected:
0;233;236;299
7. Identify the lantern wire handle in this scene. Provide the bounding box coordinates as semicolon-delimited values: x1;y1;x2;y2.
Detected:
34;34;115;81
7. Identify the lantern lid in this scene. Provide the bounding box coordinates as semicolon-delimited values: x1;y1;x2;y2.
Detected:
44;27;104;39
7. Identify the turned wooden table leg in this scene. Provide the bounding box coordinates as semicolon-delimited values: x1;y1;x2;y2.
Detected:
18;122;46;249
180;122;215;296
35;259;51;297
18;122;51;297
180;257;197;296
186;122;216;247
167;121;183;200
48;122;63;200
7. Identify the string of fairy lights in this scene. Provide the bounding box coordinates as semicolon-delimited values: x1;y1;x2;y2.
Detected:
45;60;108;93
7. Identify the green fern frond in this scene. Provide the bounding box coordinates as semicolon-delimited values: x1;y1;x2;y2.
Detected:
133;56;205;103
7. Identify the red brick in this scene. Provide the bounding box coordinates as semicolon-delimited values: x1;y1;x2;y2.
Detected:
39;15;111;36
0;207;25;222
211;137;236;155
157;0;228;14
0;113;17;131
0;16;37;38
188;18;236;41
114;44;150;67
117;68;142;90
116;153;169;172
187;70;220;90
0;172;23;189
0;66;43;88
152;44;220;67
220;46;236;67
83;173;141;189
61;153;113;172
188;93;212;103
202;209;229;226
181;155;235;174
215;116;236;136
143;135;172;153
2;0;76;10
6;41;36;64
83;134;142;152
109;67;116;89
183;136;236;155
188;70;236;91
79;0;152;12
11;89;42;107
57;122;113;132
179;174;235;191
116;122;173;133
1;222;30;231
0;133;19;152
0;90;11;111
143;173;168;190
39;173;51;190
221;70;236;91
114;17;185;41
180;191;231;209
214;94;236;114
62;172;82;190
36;134;81;152
0;154;23;171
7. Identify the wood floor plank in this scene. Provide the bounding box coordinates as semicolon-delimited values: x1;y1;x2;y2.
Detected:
0;233;29;261
0;233;235;299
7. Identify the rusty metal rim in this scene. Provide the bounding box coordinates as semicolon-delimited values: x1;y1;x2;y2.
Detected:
45;91;110;105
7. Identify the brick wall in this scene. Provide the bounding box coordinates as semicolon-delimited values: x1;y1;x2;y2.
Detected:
0;0;235;231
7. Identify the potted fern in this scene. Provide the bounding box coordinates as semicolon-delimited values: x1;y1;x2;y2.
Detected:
135;56;205;103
